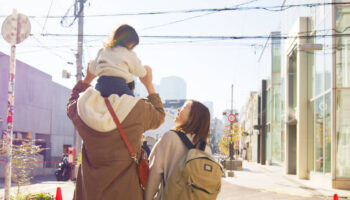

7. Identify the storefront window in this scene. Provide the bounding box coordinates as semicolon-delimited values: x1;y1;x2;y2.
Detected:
315;97;324;172
324;13;332;91
266;88;271;124
288;51;297;120
266;125;271;162
315;37;324;96
336;7;350;88
325;93;331;173
272;35;281;73
336;90;350;178
273;86;281;122
272;123;281;162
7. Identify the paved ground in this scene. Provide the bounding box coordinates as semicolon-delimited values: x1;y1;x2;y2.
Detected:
0;175;74;200
221;161;350;199
218;180;330;200
0;162;349;200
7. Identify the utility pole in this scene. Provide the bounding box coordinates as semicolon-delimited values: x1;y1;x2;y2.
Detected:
74;0;85;178
229;84;234;160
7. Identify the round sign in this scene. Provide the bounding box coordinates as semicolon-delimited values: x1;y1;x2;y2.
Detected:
227;113;236;123
1;10;31;45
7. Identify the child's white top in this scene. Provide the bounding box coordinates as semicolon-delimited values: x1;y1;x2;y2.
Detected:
89;46;146;83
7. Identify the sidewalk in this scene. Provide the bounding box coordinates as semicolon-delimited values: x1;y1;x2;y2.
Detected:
223;161;350;199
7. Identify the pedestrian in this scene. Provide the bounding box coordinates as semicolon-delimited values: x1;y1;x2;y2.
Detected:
145;100;214;200
89;24;146;98
142;140;151;158
67;60;165;199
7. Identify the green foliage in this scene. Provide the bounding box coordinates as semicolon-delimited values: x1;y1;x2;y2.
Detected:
11;192;54;200
0;138;45;195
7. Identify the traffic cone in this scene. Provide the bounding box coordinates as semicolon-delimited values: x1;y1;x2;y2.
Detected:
333;193;338;200
56;187;62;200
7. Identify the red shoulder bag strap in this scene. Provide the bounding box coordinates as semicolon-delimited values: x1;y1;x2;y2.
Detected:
104;97;138;164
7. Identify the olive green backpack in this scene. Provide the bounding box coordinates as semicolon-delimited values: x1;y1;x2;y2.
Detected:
164;130;223;200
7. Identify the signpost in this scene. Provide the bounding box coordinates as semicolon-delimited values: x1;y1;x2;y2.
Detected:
227;113;236;123
1;9;30;200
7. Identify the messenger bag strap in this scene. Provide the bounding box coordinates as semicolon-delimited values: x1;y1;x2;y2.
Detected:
104;97;138;164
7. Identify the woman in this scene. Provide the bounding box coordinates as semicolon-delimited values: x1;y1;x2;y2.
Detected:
66;64;165;200
145;100;211;200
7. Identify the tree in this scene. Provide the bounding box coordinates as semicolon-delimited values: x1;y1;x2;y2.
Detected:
0;138;44;196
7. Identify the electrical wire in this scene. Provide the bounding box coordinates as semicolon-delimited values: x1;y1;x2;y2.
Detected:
30;33;350;40
41;0;55;34
140;12;216;31
140;0;261;31
1;2;349;18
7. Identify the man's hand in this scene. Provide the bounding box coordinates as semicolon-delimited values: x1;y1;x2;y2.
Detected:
82;62;96;84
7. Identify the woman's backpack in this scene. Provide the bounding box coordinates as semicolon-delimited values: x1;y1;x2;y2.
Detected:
163;130;223;200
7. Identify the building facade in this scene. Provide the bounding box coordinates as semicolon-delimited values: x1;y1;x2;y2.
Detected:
281;0;350;189
242;0;350;189
240;92;259;162
0;52;75;170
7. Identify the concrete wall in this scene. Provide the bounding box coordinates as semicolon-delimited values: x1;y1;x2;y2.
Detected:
0;51;75;172
0;52;52;136
51;82;75;158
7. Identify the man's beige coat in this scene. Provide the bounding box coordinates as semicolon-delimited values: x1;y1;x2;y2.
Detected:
67;81;165;200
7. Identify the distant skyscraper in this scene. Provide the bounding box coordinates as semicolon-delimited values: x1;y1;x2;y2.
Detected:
159;76;187;101
134;79;159;98
203;101;214;119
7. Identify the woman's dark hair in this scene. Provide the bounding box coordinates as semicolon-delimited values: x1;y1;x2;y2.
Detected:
105;24;139;49
175;100;210;144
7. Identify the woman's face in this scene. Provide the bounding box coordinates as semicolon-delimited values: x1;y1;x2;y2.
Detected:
175;101;192;125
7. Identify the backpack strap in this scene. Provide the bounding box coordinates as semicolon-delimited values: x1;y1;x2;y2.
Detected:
173;130;195;149
197;138;207;151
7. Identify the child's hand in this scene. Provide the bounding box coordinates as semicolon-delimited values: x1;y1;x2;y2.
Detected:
83;62;96;84
140;65;155;94
140;65;152;86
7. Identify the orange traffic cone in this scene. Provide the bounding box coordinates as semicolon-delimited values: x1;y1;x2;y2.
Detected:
333;193;338;200
56;187;62;200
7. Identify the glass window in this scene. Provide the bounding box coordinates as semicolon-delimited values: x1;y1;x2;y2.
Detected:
272;36;281;73
272;123;281;162
336;7;350;88
308;43;315;99
325;93;331;173
315;97;324;172
315;37;324;95
273;85;281;122
288;51;297;120
266;125;271;162
336;90;350;178
324;14;332;91
267;89;271;123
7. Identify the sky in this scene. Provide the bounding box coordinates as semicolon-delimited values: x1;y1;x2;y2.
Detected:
0;0;282;118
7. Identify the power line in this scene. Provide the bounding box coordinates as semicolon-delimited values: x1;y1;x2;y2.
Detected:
30;33;350;40
141;0;261;31
1;2;349;18
140;12;216;31
41;0;55;34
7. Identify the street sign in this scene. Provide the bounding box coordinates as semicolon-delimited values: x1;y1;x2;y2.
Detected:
1;10;31;200
1;10;31;45
227;113;236;123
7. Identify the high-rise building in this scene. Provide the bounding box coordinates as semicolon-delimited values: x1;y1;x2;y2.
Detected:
203;101;214;119
159;76;187;101
134;79;159;98
144;99;186;148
